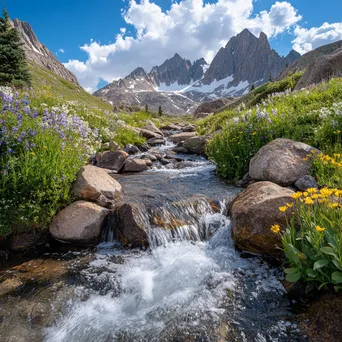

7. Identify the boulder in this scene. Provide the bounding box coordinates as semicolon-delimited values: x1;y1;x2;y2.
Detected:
235;173;255;188
169;132;197;144
50;201;109;245
183;136;207;154
181;125;196;132
194;98;233;116
146;137;165;146
295;175;318;191
249;138;317;186
123;144;140;155
231;181;294;258
172;146;189;154
72;165;123;208
140;153;157;162
141;121;164;137
124;159;149;172
97;150;128;171
144;159;153;167
115;202;149;247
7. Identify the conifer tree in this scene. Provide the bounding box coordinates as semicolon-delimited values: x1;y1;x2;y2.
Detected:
158;105;163;116
0;9;31;86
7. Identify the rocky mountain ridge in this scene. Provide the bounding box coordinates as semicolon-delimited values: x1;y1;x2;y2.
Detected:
12;19;79;85
94;29;301;114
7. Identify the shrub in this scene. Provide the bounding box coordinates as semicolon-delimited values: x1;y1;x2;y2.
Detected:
0;89;100;237
278;188;342;291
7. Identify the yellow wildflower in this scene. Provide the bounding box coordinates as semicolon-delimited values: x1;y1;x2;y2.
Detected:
271;224;281;233
329;203;339;208
286;203;294;208
320;188;333;198
311;194;320;200
304;197;314;205
303;192;308;197
307;188;317;194
292;192;303;200
251;132;257;135
303;157;309;161
316;226;326;232
279;206;288;212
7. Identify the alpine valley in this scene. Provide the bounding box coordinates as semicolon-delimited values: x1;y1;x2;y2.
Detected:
94;29;301;115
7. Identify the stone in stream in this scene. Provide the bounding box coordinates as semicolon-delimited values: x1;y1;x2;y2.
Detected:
249;138;319;186
115;202;149;247
97;150;128;171
72;165;123;208
140;153;157;161
160;123;182;131
123;144;140;155
124;159;149;172
181;124;196;132
146;137;165;146
50;201;109;245
9;231;49;252
183;135;207;154
141;121;164;137
169;132;197;144
231;181;294;258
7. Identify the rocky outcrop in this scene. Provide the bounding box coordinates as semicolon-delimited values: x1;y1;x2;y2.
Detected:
72;165;123;208
97;150;128;171
231;181;294;258
294;48;342;90
249;138;317;186
50;201;109;245
278;39;342;82
9;232;49;252
12;19;79;85
115;203;149;247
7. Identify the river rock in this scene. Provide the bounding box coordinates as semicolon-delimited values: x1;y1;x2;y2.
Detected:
249;138;317;186
295;175;318;191
50;201;109;245
72;165;123;208
124;159;149;172
116;202;149;247
231;181;294;258
183;136;207;154
97;150;128;171
109;141;121;151
141;121;163;136
124;144;140;155
160;123;182;131
140;153;157;162
146;137;165;146
169;132;197;144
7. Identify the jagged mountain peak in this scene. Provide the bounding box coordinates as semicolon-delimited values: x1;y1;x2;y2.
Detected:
128;67;147;79
11;18;79;85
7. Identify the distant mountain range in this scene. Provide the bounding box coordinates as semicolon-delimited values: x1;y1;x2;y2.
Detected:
94;29;301;114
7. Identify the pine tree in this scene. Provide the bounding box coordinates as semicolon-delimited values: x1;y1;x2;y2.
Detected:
0;9;31;87
145;104;149;113
249;84;255;92
158;105;163;116
268;72;273;82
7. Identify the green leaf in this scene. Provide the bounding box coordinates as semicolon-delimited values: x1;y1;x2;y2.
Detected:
306;268;317;278
318;282;329;290
286;272;301;283
332;260;342;271
313;259;329;270
284;267;300;274
332;272;342;284
320;247;337;257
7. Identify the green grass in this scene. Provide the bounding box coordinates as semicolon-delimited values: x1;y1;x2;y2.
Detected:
204;78;342;181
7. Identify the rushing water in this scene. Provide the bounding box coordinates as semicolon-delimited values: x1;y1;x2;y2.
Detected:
43;144;305;342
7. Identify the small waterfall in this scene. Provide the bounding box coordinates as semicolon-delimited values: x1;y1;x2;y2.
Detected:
101;196;229;249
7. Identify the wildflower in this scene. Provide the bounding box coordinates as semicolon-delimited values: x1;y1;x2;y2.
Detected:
251;132;257;135
307;188;317;194
292;192;303;200
286;203;294;208
271;224;281;233
320;188;333;198
315;226;326;232
279;206;288;212
303;192;308;197
304;197;314;205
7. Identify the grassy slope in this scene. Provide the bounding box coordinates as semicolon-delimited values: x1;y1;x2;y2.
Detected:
29;62;112;111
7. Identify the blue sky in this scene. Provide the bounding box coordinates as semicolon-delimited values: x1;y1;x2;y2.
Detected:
6;0;342;91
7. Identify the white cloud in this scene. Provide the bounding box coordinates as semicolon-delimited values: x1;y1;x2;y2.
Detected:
58;48;65;53
65;0;302;93
292;22;342;54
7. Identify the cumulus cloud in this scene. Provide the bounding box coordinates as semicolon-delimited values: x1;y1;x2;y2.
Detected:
292;22;342;54
65;0;302;92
